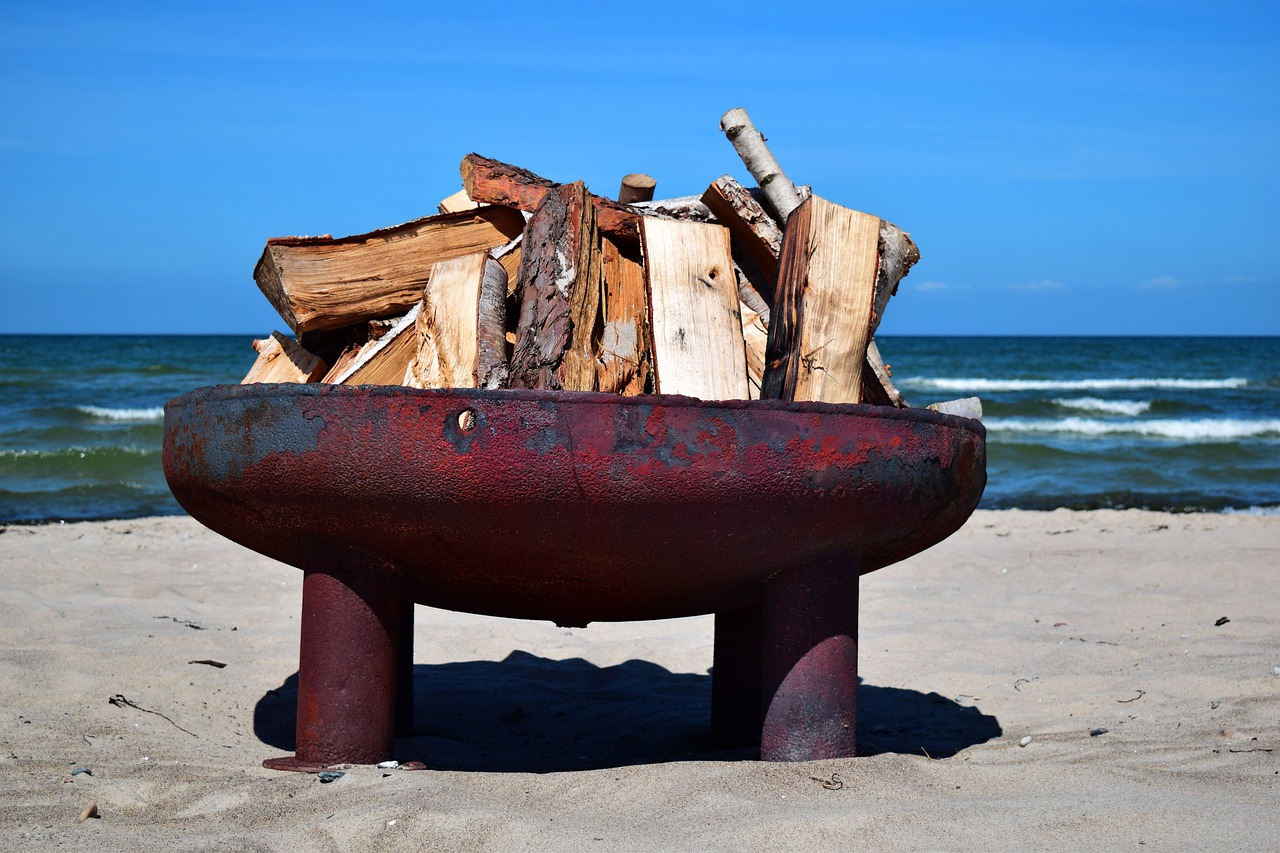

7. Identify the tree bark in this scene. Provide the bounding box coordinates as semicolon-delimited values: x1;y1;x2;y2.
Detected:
461;153;642;240
506;181;604;392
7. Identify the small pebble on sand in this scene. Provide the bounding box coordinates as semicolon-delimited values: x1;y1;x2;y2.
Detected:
1019;736;1032;747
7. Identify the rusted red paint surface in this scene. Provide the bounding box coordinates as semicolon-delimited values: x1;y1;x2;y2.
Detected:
163;384;985;767
165;385;983;625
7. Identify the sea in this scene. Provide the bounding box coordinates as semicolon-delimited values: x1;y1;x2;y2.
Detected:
1;334;1277;524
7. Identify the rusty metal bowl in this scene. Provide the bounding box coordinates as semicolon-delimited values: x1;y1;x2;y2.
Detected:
164;384;985;767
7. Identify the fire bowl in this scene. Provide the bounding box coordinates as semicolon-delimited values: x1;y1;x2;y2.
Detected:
164;384;985;768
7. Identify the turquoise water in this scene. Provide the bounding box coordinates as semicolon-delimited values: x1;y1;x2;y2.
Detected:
1;335;1277;523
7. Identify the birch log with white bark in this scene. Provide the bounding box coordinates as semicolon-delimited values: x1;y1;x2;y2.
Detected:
719;108;804;223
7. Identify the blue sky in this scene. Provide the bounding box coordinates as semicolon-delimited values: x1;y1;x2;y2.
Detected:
1;1;1276;335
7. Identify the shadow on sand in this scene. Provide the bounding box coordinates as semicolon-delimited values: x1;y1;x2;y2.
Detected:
254;651;1001;772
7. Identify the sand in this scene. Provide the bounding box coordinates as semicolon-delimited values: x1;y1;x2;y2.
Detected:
1;509;1277;850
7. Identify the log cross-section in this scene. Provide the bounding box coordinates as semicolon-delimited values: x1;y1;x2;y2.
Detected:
762;195;881;404
506;181;604;392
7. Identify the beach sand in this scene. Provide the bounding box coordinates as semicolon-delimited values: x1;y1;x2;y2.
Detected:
1;509;1276;850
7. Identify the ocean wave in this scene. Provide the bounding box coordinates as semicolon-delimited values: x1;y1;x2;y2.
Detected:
0;445;156;460
77;405;165;422
1221;505;1280;516
986;417;1280;441
1052;397;1152;416
905;377;1249;392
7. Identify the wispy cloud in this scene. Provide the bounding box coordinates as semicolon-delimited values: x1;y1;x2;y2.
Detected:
1006;279;1067;293
914;280;955;292
1137;275;1184;290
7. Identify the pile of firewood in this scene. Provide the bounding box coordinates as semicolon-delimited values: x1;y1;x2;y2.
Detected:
241;108;977;417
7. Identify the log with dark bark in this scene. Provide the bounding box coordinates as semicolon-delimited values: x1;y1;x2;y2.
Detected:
461;153;642;240
506;181;604;392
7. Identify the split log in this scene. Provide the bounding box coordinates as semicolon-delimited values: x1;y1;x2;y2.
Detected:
700;175;783;293
740;300;769;400
630;196;715;222
330;309;420;385
617;174;657;204
927;397;983;420
437;189;482;214
461;153;642;240
640;218;748;400
598;235;653;395
241;332;327;384
254;206;526;335
862;340;908;408
506;181;604;392
405;252;509;390
719;108;804;223
761;195;881;404
316;320;399;383
873;222;920;330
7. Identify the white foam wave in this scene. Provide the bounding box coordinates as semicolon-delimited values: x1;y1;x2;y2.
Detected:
905;377;1249;392
0;446;154;459
1222;505;1280;516
78;405;164;422
987;417;1280;441
1053;397;1152;416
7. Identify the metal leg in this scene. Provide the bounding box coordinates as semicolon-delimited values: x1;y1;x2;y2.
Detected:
759;556;860;761
396;600;415;735
263;544;403;772
711;602;763;746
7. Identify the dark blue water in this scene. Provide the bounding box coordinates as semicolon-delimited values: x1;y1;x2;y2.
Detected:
1;335;1277;523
